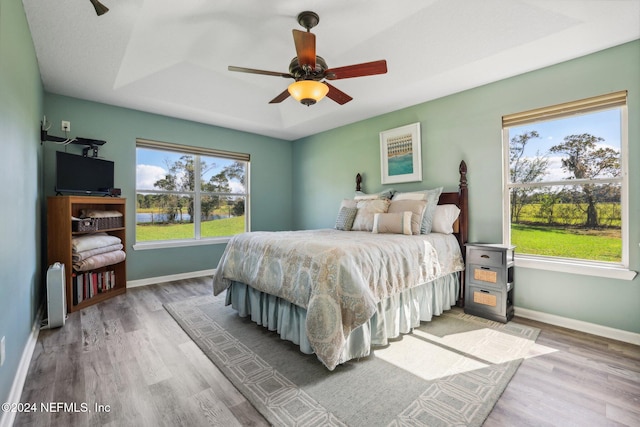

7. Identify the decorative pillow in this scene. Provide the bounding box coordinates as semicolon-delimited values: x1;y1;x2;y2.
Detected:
335;207;358;231
339;198;358;209
422;187;443;234
392;191;427;201
372;212;412;235
392;187;443;234
352;199;391;231
431;204;461;234
387;199;427;235
354;188;395;200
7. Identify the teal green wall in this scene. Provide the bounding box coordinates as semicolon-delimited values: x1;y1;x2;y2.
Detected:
43;94;293;280
0;0;44;406
293;40;640;334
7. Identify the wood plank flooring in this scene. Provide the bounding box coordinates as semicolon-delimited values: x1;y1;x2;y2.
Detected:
14;277;640;426
14;278;268;427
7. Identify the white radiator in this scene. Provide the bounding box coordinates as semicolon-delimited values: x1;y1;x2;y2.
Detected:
45;262;66;328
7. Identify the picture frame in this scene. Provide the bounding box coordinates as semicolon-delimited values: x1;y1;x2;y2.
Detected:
380;122;422;184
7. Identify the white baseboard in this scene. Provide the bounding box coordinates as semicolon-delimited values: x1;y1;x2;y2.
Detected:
0;307;43;427
515;306;640;346
126;269;216;289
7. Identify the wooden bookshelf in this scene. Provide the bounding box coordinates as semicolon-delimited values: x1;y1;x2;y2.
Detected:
47;196;126;312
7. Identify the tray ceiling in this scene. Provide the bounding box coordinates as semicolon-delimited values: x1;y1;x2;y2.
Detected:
22;0;640;140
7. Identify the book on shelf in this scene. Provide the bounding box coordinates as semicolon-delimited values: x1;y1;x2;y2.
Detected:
72;270;116;304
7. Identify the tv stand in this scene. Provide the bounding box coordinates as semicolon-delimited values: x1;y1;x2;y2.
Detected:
47;196;126;312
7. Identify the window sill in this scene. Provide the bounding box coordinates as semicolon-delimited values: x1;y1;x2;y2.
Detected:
133;237;231;251
515;256;637;281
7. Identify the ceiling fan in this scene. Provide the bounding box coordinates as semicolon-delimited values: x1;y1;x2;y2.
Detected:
228;11;388;106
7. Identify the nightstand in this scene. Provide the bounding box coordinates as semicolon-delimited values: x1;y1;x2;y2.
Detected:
464;243;515;323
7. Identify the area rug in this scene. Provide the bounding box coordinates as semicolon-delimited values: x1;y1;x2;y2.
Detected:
165;295;554;427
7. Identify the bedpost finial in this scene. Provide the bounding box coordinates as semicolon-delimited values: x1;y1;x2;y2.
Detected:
459;161;467;188
356;173;362;192
459;160;467;175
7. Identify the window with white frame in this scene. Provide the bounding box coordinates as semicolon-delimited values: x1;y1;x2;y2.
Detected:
502;91;628;267
135;139;249;246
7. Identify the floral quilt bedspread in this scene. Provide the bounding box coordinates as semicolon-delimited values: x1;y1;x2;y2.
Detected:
212;229;464;370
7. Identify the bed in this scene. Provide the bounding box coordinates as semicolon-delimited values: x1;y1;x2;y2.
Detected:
213;161;468;370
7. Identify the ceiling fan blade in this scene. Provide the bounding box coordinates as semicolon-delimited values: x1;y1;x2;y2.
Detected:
325;60;388;80
324;82;353;105
292;29;316;69
228;66;293;78
269;88;291;104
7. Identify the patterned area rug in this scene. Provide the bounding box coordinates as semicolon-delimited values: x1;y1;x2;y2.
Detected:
165;295;555;427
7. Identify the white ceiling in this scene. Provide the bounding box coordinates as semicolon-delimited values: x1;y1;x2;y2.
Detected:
22;0;640;141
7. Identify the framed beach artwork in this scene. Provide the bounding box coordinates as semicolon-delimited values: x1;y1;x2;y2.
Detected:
380;122;422;184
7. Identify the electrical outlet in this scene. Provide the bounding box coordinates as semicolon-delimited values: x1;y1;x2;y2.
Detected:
61;120;71;133
0;336;5;367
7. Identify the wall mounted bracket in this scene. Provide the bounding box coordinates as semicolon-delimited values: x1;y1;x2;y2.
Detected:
40;128;106;157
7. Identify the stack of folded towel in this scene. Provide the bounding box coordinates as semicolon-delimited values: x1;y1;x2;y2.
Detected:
72;232;126;271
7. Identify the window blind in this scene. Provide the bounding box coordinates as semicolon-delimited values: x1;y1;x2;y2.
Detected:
502;90;627;128
136;138;250;162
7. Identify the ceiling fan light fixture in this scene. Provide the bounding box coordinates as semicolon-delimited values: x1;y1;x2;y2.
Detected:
90;0;109;16
288;80;328;106
228;11;386;106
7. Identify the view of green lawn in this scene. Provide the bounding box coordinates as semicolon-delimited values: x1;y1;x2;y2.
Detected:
510;201;622;262
136;216;245;241
511;224;621;262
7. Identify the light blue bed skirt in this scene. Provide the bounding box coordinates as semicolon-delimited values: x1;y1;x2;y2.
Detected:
225;272;460;364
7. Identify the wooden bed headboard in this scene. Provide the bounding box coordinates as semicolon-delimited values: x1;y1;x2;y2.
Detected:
356;160;468;306
355;160;468;249
437;160;468;252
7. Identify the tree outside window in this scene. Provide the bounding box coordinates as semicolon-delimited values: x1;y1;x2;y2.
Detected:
504;102;625;264
135;143;249;243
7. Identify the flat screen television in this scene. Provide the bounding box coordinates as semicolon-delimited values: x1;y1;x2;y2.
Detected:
55;151;114;195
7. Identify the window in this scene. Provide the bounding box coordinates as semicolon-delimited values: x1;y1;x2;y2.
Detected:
502;91;629;271
135;139;249;247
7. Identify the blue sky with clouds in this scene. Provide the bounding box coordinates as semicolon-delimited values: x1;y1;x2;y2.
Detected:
509;108;621;181
136;148;245;192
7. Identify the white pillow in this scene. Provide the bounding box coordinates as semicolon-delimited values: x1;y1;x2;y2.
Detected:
354;188;395;200
339;198;357;209
353;193;380;200
392;192;426;201
431;204;461;234
372;212;412;235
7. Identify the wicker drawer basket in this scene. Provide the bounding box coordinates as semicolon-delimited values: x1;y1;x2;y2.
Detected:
94;216;124;230
79;209;124;231
73;210;123;232
72;218;98;232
